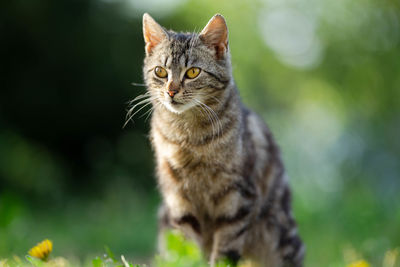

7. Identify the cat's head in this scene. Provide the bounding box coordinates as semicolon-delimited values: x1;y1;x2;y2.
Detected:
142;13;232;114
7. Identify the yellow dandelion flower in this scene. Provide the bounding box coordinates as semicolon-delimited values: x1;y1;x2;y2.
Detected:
28;239;53;261
347;259;370;267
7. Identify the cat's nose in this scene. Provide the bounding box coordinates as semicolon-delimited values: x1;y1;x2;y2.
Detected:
167;81;179;98
168;89;178;98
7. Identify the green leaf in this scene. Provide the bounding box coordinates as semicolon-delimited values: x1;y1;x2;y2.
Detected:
25;256;45;267
216;258;233;267
92;257;103;267
104;246;117;263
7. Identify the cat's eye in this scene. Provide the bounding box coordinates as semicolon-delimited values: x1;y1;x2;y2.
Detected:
185;67;201;79
154;66;167;78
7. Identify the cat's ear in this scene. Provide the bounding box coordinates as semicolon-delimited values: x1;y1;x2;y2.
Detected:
199;14;228;59
143;13;167;55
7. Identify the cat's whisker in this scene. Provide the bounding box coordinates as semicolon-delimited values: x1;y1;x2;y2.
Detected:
128;98;154;115
124;101;154;127
195;101;217;139
128;92;152;104
144;103;158;122
183;92;223;107
124;95;157;128
193;99;214;132
131;82;146;87
194;99;221;139
141;98;163;123
133;92;151;100
196;93;223;106
200;101;223;137
193;104;214;135
208;95;222;105
143;99;161;121
126;96;150;108
140;106;154;119
207;109;222;138
127;97;154;112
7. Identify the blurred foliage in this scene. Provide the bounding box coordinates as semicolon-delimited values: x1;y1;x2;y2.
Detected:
0;232;251;267
0;232;399;266
0;0;400;266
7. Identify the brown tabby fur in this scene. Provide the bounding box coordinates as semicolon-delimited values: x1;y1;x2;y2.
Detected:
134;13;305;267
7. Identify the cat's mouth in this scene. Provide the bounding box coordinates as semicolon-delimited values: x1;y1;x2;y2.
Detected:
170;99;183;105
162;98;195;114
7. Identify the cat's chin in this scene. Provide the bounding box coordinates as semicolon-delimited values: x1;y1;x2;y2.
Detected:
163;100;195;114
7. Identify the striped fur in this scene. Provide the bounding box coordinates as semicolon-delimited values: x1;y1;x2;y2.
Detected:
139;13;304;266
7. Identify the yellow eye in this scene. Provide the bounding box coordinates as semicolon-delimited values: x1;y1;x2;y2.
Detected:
155;66;167;78
186;67;201;79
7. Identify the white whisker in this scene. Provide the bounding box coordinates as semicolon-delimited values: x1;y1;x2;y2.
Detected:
128;92;152;104
194;99;216;138
123;93;158;128
131;82;146;87
194;99;223;140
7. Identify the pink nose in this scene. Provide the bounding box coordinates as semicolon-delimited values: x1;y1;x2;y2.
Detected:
168;89;178;98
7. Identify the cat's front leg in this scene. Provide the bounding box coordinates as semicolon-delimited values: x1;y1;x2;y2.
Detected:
209;220;250;266
209;186;255;266
157;204;172;255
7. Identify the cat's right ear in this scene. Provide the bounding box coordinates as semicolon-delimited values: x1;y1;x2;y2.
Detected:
143;13;167;55
199;14;228;60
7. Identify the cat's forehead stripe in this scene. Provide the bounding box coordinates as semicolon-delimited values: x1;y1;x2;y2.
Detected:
164;56;169;67
168;33;196;67
185;55;189;67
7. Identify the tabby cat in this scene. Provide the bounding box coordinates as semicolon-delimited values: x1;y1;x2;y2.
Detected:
134;13;304;266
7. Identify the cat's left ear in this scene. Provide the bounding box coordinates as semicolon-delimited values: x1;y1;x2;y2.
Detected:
199;14;228;59
143;13;168;55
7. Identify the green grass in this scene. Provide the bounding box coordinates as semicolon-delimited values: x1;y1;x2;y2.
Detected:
1;179;399;267
1;231;399;267
0;232;236;267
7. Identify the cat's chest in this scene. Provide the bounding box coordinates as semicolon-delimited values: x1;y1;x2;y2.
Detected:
156;137;236;181
153;129;219;167
152;122;243;202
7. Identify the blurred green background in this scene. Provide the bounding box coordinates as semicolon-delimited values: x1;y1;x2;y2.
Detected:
1;0;399;266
